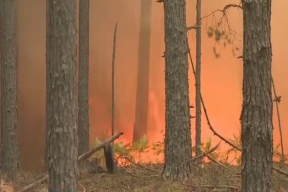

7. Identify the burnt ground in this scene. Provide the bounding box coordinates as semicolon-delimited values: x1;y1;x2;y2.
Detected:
12;162;288;192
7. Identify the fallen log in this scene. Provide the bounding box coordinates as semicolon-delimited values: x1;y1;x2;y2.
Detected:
17;131;124;192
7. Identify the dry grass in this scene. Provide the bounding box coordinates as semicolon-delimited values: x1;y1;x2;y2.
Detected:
13;162;288;192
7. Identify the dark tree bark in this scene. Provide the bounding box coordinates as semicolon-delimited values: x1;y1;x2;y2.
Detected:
78;0;90;156
45;0;50;170
0;0;19;181
195;0;202;158
241;0;273;191
162;0;192;181
47;0;78;191
133;0;152;142
103;144;115;174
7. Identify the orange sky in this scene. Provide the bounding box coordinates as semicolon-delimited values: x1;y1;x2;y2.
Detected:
16;0;288;172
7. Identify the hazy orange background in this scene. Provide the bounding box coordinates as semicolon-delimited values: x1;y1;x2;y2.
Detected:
16;0;288;172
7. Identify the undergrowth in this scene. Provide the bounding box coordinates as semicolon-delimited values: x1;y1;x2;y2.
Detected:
92;131;286;167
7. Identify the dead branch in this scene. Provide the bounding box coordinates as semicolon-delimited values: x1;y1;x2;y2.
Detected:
121;156;161;173
125;171;159;178
201;149;236;173
182;183;238;190
187;25;200;31
17;132;124;192
78;131;124;161
187;43;288;177
17;175;49;192
237;55;243;59
187;44;241;152
272;78;285;163
201;3;242;20
273;166;288;176
79;182;86;192
192;142;220;162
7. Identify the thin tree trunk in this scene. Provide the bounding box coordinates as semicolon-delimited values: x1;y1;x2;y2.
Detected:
195;0;202;157
133;0;152;142
162;0;192;181
78;0;90;156
111;23;117;137
47;0;78;190
241;0;273;191
0;0;19;181
45;0;50;170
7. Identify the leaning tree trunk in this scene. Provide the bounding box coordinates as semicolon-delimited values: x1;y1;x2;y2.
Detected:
78;0;90;156
162;0;192;181
0;0;19;181
241;0;273;191
47;0;78;191
133;0;152;142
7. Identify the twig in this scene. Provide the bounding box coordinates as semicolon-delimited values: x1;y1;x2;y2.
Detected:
201;3;242;20
273;166;288;176
79;182;86;192
272;78;285;163
187;25;200;31
17;175;49;192
187;43;288;177
121;156;161;173
17;132;124;192
201;149;236;173
111;23;117;138
192;142;220;162
125;171;159;178
182;183;239;191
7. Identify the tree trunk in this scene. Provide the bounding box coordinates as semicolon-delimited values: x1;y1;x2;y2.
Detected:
0;0;19;181
241;0;273;191
47;0;78;191
45;0;50;170
78;0;90;156
195;0;202;157
133;0;152;142
162;0;192;181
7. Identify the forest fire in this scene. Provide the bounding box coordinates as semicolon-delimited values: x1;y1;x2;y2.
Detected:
88;88;243;167
1;0;284;191
89;90;165;165
14;0;288;174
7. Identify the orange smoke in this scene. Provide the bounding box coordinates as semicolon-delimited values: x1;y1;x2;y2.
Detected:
16;0;288;172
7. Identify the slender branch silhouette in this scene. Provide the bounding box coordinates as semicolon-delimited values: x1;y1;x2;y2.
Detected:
111;23;118;138
272;77;285;163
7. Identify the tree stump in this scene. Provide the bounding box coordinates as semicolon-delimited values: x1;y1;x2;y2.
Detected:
103;144;116;174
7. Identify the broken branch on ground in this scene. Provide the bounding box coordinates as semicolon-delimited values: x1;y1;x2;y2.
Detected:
17;131;124;192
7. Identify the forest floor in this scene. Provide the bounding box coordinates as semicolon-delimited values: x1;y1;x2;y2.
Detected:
8;162;288;192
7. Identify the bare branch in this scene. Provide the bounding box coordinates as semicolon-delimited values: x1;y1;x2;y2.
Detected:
272;78;285;163
201;3;242;20
187;25;200;31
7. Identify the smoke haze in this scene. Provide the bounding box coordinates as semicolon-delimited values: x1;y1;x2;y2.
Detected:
16;0;288;172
